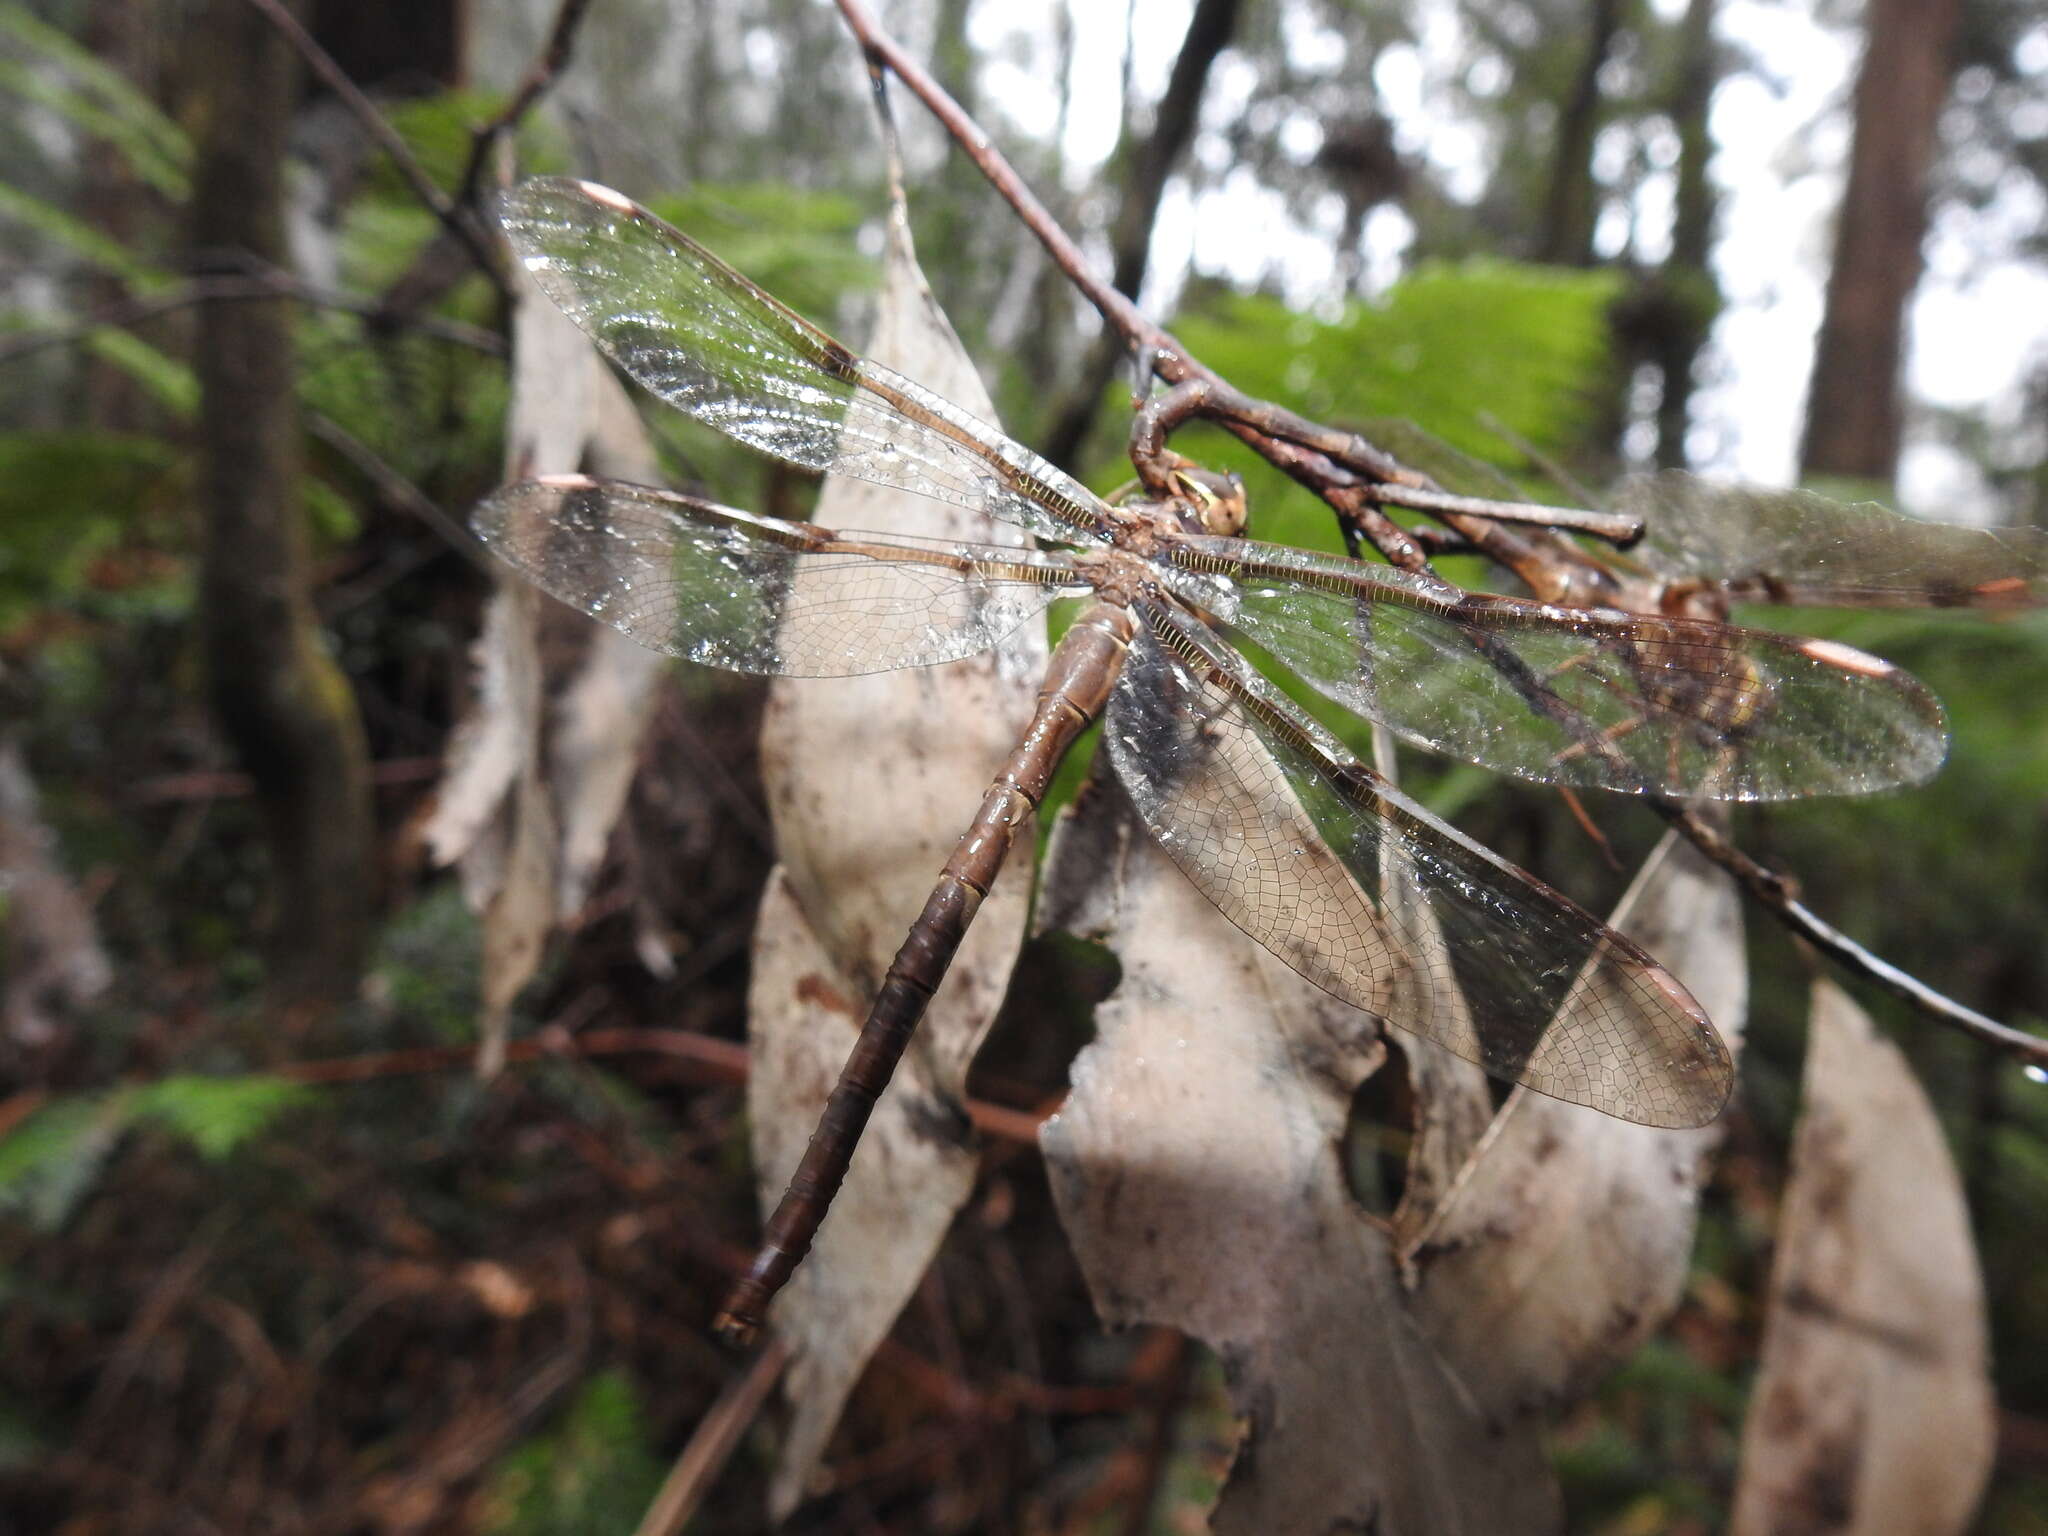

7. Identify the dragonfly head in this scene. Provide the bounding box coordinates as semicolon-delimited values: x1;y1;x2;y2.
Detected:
1168;465;1248;537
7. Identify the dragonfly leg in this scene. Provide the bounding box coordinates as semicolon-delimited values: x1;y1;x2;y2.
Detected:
714;603;1135;1344
1546;711;1648;775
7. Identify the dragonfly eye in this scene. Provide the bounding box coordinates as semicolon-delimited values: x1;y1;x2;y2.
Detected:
1171;467;1249;537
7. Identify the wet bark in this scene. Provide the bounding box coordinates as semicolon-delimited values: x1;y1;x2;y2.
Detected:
190;0;376;1020
1036;0;1243;473
1799;0;1966;485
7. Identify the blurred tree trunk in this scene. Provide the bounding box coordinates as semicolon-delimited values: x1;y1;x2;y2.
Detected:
190;0;375;1020
1800;0;1966;485
1538;0;1624;267
1652;0;1719;469
1037;0;1244;472
1610;0;1723;469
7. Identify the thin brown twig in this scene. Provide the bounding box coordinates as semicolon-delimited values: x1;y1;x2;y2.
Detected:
239;0;507;292
454;0;597;211
830;0;1606;582
1369;480;1643;543
265;1025;1059;1144
0;271;504;368
305;410;490;561
632;1335;792;1536
835;0;2039;1071
131;757;440;804
1648;799;2048;1067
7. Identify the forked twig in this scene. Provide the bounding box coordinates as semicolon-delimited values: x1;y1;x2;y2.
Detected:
244;0;595;298
239;0;505;291
829;0;2043;1069
453;0;597;211
831;0;1606;584
0;270;504;367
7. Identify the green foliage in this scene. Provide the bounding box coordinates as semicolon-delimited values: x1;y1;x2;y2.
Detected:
128;1074;315;1161
373;92;521;197
647;183;872;322
1198;263;1622;447
0;4;189;197
477;1371;667;1536
0;1075;313;1229
82;327;197;417
1153;262;1622;553
0;179;169;289
0;430;177;627
298;306;507;495
0;1095;127;1231
368;882;484;1044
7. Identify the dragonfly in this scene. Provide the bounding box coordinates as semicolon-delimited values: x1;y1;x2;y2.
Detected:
476;177;1949;1341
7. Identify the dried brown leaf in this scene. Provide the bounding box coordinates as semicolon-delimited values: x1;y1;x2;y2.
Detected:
747;200;1045;1514
1037;773;1561;1536
1407;827;1747;1420
1730;979;1994;1536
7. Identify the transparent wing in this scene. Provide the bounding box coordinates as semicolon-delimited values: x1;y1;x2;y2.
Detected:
1159;535;1947;801
1618;471;2048;611
500;177;1110;545
1103;603;1733;1128
474;475;1083;676
1358;423;2047;611
1356;416;1534;502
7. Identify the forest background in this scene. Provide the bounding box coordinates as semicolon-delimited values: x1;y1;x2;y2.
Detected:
1;0;2046;1531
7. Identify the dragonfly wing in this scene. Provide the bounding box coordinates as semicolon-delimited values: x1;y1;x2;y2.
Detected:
500;178;1109;545
474;475;1081;677
1161;536;1947;800
1102;603;1733;1128
1355;416;1533;501
1619;471;2048;611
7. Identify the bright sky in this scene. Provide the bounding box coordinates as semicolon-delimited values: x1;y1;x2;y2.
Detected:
972;0;2048;522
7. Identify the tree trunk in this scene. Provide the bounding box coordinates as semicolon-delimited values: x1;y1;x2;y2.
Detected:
1036;0;1243;473
1538;0;1624;268
1652;0;1720;469
190;0;376;1021
1799;0;1966;485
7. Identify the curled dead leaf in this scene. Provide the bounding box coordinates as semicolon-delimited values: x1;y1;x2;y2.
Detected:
1730;979;1993;1536
1037;771;1561;1535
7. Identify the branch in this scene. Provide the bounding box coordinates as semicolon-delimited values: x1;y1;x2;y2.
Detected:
240;0;508;294
1650;799;2048;1068
1039;0;1244;469
304;410;492;562
453;0;597;212
830;0;1613;583
0;269;504;369
276;1026;1055;1146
